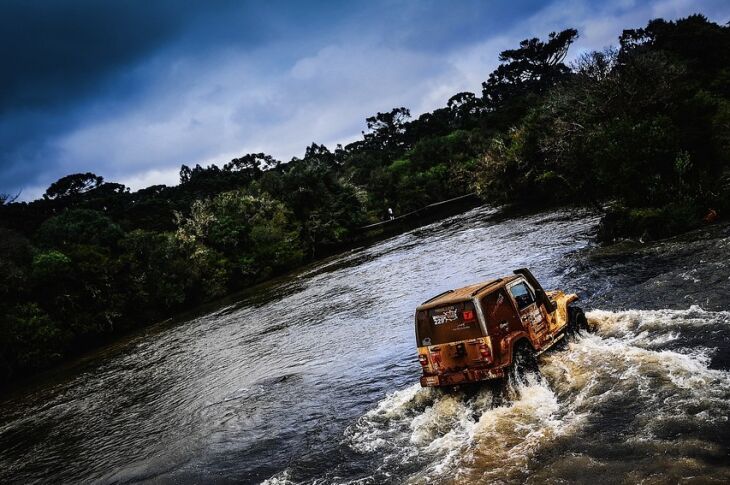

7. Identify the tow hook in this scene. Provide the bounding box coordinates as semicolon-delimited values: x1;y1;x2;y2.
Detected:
455;342;467;357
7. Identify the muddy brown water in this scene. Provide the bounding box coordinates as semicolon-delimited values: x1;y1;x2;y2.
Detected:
1;206;729;484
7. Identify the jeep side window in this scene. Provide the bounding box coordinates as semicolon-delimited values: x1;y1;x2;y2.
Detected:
509;282;535;309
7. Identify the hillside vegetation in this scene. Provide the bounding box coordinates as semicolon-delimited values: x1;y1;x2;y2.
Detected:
1;15;728;382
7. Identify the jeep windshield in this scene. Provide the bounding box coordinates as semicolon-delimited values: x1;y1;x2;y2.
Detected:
415;301;483;346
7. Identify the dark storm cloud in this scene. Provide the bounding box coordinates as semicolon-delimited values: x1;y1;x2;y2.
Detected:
1;0;242;114
0;0;262;194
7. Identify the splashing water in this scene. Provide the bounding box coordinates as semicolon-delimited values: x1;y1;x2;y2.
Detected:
341;307;730;484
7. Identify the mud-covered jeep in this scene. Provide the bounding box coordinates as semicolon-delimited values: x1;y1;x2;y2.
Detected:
415;268;586;387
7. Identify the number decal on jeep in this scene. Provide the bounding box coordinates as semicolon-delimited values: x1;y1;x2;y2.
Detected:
432;307;458;325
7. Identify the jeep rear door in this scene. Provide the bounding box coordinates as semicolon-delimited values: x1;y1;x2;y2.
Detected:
415;301;483;347
415;301;485;372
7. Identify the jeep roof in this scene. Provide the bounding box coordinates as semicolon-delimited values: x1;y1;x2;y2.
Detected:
416;275;521;311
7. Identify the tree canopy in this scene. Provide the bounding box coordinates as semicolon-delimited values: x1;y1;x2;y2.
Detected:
482;28;578;110
43;172;104;200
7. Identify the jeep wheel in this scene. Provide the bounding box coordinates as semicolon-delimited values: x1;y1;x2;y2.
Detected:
568;306;589;335
510;342;540;385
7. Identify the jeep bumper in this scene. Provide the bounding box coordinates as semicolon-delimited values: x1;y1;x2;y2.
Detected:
420;367;506;387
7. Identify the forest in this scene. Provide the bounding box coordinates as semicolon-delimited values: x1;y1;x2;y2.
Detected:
1;15;728;383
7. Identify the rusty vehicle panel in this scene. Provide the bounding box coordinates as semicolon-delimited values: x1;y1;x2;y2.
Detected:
415;268;582;387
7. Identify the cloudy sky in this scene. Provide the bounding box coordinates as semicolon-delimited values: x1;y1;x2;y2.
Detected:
2;0;729;200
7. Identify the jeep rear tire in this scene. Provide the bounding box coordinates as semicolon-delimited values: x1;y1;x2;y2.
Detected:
510;341;540;385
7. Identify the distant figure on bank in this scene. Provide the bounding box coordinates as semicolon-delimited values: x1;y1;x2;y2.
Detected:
388;207;394;220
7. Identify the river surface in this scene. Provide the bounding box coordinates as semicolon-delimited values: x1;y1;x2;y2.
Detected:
1;206;729;484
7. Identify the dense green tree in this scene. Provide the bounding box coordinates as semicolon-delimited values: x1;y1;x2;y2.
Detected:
43;172;104;200
363;107;411;152
35;209;124;249
447;92;482;129
0;303;63;376
482;28;578;111
120;231;187;310
176;191;304;279
0;229;32;319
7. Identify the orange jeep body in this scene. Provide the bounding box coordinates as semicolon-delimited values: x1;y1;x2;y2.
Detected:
415;268;578;387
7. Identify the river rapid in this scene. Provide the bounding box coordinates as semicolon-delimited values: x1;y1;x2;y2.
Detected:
1;206;729;484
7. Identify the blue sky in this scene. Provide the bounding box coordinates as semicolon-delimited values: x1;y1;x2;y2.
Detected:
2;0;729;200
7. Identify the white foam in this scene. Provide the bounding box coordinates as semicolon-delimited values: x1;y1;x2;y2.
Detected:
260;470;293;485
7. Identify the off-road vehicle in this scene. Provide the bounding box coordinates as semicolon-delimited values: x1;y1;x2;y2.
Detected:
415;268;586;387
